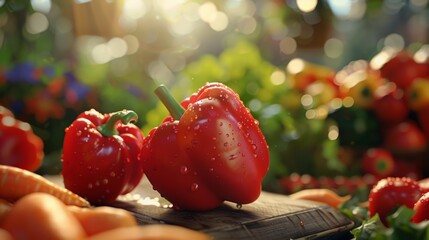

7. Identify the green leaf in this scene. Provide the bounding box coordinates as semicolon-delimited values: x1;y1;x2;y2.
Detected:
351;214;386;240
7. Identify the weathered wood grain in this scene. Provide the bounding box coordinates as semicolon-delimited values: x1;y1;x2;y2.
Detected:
46;175;355;239
110;178;355;240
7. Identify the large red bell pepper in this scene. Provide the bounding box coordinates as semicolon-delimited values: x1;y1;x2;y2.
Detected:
62;109;144;204
0;105;44;171
142;83;270;210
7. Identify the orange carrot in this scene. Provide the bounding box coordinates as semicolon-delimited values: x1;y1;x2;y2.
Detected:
68;205;137;236
0;229;13;240
1;192;87;240
0;165;90;207
87;225;212;240
288;188;351;208
0;198;12;224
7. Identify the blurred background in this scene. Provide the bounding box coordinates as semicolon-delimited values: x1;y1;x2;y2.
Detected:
0;0;428;193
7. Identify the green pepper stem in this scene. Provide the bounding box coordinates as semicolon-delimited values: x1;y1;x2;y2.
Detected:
97;110;138;137
155;84;185;120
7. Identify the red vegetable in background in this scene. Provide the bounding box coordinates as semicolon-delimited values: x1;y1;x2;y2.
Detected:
372;88;409;124
62;109;145;204
384;121;427;154
362;148;395;178
380;50;428;90
0;105;44;171
368;177;422;226
142;83;270;210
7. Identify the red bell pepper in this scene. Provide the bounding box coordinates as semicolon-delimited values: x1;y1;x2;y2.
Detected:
0;105;44;171
62;109;144;204
142;83;270;210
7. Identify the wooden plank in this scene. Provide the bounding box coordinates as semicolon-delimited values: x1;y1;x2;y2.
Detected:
47;176;354;239
109;178;355;239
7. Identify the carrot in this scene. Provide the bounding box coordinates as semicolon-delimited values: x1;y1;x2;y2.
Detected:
68;205;137;236
87;224;212;240
0;229;13;240
1;192;87;240
0;165;90;207
0;198;12;224
288;188;351;208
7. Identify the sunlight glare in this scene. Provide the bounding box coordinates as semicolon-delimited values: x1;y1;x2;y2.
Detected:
297;0;318;13
123;0;147;20
209;11;229;31
199;2;218;22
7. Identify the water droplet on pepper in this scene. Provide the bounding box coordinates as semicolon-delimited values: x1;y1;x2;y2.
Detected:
191;183;199;192
180;166;188;175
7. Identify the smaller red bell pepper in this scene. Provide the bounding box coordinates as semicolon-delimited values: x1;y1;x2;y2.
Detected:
62;109;144;204
0;105;44;171
142;83;270;211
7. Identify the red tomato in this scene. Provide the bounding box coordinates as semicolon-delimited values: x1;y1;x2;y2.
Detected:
384;121;427;154
362;148;395;178
373;89;409;124
368;177;422;226
412;192;429;223
380;51;428;90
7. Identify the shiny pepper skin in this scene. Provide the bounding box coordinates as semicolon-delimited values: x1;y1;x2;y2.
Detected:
0;105;44;171
142;83;270;211
62;109;145;204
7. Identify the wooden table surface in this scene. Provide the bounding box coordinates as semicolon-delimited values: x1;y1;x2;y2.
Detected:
49;176;355;240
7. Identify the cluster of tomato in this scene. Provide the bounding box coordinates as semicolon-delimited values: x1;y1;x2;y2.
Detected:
282;46;429;195
339;48;429;179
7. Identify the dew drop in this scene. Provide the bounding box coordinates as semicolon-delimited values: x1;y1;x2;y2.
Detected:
224;142;228;147
219;122;223;126
180;166;188;175
236;203;242;209
229;154;237;160
88;183;93;189
194;125;200;130
102;179;109;184
76;130;82;136
191;183;199;192
110;172;116;177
